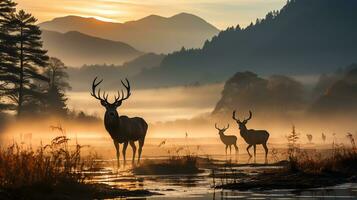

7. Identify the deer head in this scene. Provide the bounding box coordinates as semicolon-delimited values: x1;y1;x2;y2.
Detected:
232;110;252;130
91;77;131;122
215;123;229;135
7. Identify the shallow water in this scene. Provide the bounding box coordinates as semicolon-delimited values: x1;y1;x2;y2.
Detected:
85;156;357;199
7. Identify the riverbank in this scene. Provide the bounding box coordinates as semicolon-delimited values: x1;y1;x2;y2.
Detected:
0;182;159;200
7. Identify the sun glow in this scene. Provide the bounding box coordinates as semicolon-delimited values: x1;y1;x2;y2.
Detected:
62;5;125;23
77;15;118;23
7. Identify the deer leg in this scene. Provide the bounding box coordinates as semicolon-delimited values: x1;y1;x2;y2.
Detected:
263;143;268;159
129;141;137;165
253;145;256;158
246;145;252;157
229;145;232;155
122;141;128;167
113;141;120;169
225;145;228;155
233;143;239;154
138;138;144;164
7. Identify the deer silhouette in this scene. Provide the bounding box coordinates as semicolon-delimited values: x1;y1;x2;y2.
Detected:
322;133;326;143
306;134;313;143
91;77;147;168
232;110;269;159
215;123;238;155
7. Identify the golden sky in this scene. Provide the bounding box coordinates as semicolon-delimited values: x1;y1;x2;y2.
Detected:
15;0;286;29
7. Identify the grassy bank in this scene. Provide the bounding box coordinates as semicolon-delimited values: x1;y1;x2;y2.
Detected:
216;133;357;190
0;135;156;199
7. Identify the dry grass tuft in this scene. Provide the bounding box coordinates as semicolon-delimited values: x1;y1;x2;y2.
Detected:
0;135;93;189
288;133;357;175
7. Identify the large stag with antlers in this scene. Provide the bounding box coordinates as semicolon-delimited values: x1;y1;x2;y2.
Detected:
91;77;147;167
232;110;269;159
215;124;239;155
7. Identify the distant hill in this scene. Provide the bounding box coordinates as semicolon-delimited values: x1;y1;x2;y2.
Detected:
212;71;305;119
67;53;165;91
132;0;357;88
41;30;142;67
39;13;219;53
311;64;357;116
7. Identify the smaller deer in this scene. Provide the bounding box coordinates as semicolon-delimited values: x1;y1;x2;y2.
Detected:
215;124;239;155
322;133;326;143
306;134;313;143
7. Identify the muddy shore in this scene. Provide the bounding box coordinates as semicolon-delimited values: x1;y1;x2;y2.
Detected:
0;182;159;200
216;167;357;190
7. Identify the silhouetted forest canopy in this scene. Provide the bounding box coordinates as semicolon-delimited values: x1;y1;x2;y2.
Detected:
0;0;99;121
212;71;306;120
67;53;164;91
213;65;357;120
133;0;357;88
311;64;357;115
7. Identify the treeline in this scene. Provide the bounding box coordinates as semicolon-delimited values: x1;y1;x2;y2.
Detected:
0;0;92;120
67;53;165;91
132;0;357;88
213;64;357;120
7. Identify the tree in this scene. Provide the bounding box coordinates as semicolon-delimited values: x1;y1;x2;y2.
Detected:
45;57;70;116
4;9;49;116
46;57;71;90
0;0;17;112
287;125;300;157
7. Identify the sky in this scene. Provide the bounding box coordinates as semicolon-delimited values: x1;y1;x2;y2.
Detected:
15;0;286;29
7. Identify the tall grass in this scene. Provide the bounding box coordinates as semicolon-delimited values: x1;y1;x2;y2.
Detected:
0;135;92;189
287;131;357;175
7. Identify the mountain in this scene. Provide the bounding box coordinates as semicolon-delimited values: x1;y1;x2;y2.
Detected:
66;53;165;91
41;30;142;67
39;13;220;53
132;0;357;88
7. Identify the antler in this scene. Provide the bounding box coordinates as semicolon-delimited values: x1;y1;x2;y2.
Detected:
244;110;252;122
224;124;230;130
232;110;240;122
215;123;220;130
91;77;109;104
113;78;131;105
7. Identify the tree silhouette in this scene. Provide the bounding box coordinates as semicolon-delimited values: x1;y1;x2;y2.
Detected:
4;9;49;116
287;125;300;156
0;0;17;111
45;57;70;116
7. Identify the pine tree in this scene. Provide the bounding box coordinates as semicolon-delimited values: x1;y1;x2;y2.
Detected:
45;57;70;116
5;9;49;116
0;0;17;112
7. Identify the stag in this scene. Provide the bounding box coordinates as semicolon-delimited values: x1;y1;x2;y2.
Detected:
232;110;269;159
91;77;147;167
215;124;238;155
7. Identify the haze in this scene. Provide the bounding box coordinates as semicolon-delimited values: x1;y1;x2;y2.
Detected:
16;0;286;29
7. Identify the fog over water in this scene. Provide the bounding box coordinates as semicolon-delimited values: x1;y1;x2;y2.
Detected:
67;83;224;123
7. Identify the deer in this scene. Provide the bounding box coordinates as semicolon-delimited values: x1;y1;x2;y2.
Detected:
91;77;148;168
232;110;269;159
322;133;326;143
215;123;238;155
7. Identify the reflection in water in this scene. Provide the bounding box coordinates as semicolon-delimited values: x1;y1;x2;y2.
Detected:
85;158;357;200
